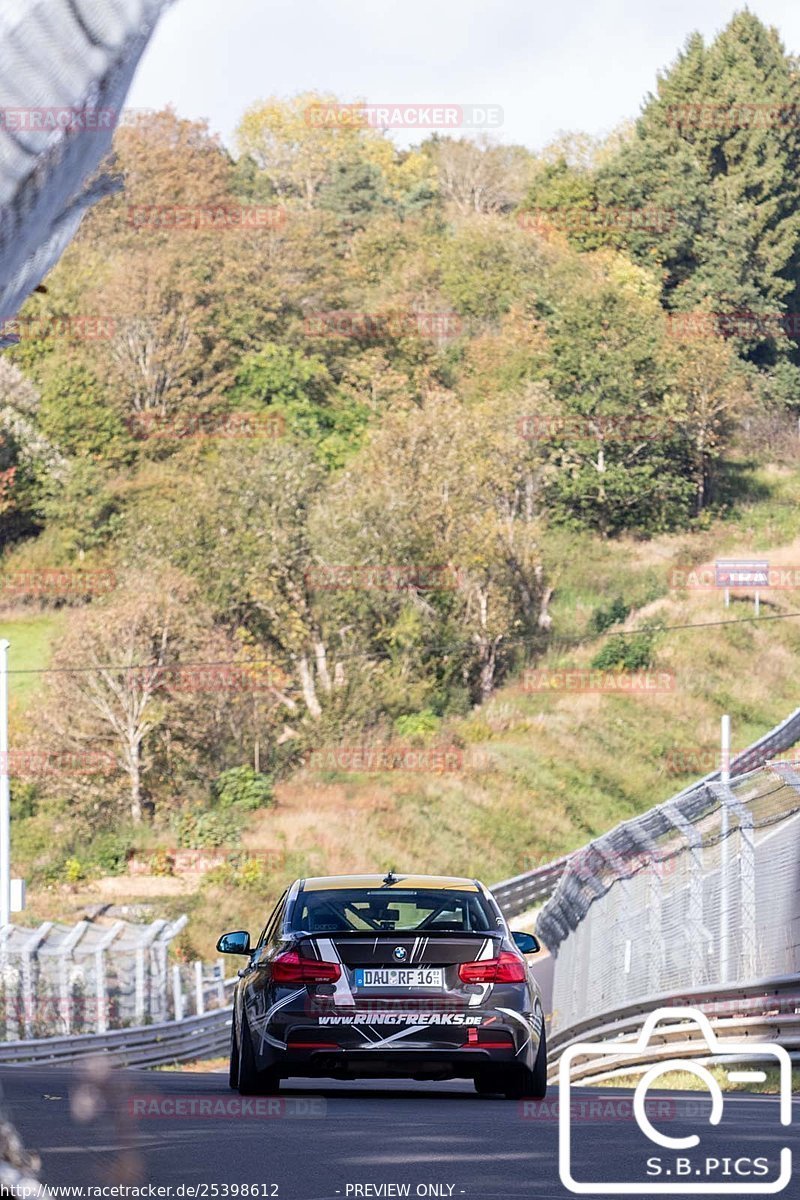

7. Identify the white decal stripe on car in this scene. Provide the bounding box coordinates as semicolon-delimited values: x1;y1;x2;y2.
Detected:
315;937;355;1005
248;986;306;1052
469;937;495;1007
495;1006;533;1057
359;1024;428;1049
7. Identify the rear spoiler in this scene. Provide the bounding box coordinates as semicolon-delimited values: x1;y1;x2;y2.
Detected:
291;929;503;940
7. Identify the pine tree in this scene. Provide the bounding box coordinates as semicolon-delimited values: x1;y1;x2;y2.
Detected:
598;12;800;367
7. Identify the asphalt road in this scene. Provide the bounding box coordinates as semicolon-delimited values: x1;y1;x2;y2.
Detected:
1;1068;795;1200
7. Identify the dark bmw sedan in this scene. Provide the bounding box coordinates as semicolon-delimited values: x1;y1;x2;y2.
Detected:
217;872;547;1098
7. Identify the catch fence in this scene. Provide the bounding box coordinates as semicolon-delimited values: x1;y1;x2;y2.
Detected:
537;761;800;1037
0;915;228;1038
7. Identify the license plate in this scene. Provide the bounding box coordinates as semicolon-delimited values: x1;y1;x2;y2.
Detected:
354;968;443;988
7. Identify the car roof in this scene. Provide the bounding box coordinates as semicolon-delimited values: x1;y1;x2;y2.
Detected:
299;873;481;892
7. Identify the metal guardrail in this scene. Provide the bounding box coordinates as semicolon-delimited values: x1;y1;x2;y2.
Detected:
547;975;800;1083
0;981;235;1067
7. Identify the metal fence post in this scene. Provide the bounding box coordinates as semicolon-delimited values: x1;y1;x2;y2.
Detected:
194;960;204;1016
135;948;145;1025
95;949;107;1034
663;803;706;987
93;922;125;1033
172;964;184;1022
593;841;636;1008
0;926;16;1040
21;952;33;1039
709;782;757;983
136;919;167;1025
626;827;665;993
58;920;89;1036
22;923;53;1038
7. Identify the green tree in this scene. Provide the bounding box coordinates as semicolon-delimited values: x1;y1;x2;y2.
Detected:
597;12;800;363
535;250;696;534
230;343;366;464
312;390;547;705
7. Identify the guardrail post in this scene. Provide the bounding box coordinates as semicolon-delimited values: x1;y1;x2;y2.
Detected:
216;958;225;1007
663;803;706;988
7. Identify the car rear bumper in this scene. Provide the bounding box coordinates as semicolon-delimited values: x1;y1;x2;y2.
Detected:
267;1045;519;1080
247;1010;541;1079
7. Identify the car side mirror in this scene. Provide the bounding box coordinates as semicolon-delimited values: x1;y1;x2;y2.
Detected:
217;930;251;955
512;931;540;954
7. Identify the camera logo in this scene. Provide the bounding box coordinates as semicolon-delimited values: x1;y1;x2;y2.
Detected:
559;1007;792;1194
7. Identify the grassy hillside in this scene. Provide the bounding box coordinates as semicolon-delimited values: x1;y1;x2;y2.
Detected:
17;467;800;960
0;611;66;711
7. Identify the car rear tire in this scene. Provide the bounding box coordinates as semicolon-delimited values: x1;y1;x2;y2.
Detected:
228;1020;240;1089
238;1011;281;1095
503;1029;547;1100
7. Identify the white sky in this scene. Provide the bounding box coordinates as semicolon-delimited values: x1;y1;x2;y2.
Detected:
126;0;800;153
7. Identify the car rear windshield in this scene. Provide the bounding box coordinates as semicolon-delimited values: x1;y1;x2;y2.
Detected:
288;888;497;934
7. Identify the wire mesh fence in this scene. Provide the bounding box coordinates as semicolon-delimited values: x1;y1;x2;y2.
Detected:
0;0;170;339
0;915;228;1039
537;762;800;1037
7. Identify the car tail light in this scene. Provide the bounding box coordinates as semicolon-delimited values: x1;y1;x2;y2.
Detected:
458;951;526;984
271;950;341;984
